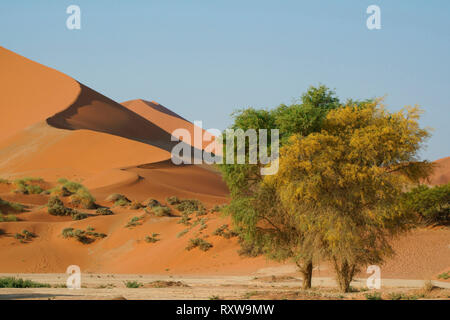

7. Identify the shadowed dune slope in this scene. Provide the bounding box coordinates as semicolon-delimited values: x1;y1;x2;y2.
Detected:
122;99;218;151
0;46;80;141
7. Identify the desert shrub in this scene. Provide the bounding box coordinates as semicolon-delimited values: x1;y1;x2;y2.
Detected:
364;292;383;300
147;280;188;288
401;183;450;225
129;201;144;210
47;196;74;216
72;212;89;220
186;238;213;251
115;198;131;207
437;271;450;280
96;207;113;215
177;229;189;238
70;188;96;209
166;196;180;205
124;281;143;288
213;224;238;239
0;214;18;222
62;227;105;243
13;177;44;195
195;208;208;217
0;197;25;213
0;277;50;288
211;204;226;213
152;206;172;217
144;198;160;208
176;199;205;213
0;178;10;184
177;213;192;226
106;193;130;203
15;229;36;242
145;233;160;243
125;216;143;228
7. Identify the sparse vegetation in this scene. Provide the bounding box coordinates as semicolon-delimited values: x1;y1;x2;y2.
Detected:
129;201;144;210
186;238;213;251
364;292;383;300
0;277;51;288
61;227;106;244
438;271;450;280
0;197;25;213
125;216;144;228
144;198;160;208
14;229;36;243
124;281;143;288
145;233;160;243
0;213;18;222
49;179;97;209
47;196;89;220
176;199;205;214
147;280;188;288
213;224;238;239
177;229;189;238
13;177;44;195
152;205;172;217
96;207;113;215
166;196;180;205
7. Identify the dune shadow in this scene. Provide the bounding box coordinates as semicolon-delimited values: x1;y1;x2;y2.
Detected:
46;83;203;161
138;99;188;121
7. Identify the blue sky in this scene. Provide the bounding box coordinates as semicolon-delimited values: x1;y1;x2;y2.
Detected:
1;0;449;160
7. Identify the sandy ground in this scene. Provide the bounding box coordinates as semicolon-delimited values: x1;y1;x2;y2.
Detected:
0;273;449;300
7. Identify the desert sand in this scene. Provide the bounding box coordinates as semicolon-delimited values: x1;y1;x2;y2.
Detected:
0;46;449;300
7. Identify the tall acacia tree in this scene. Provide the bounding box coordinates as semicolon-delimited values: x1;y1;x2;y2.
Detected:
219;85;341;289
267;101;433;292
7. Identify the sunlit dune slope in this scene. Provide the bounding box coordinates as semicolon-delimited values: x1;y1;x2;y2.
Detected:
0;46;80;142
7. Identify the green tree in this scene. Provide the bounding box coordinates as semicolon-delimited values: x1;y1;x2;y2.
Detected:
219;85;341;289
267;101;432;292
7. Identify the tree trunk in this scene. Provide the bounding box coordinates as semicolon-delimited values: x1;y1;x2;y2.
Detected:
332;258;356;293
297;260;313;290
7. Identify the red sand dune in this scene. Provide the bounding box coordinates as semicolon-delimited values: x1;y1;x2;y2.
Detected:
428;157;450;185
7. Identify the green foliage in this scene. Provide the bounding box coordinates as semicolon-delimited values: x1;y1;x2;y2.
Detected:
13;177;44;195
213;224;238;239
0;214;18;222
106;193;130;203
186;238;213;251
144;198;160;208
365;292;383;300
115;198;131;207
152;205;172;217
177;229;189;238
125;216;143;228
175;199;205;213
145;233;160;243
124;281;143;288
96;207;113;215
437;271;450;280
166;196;180;205
62;227;106;243
14;229;36;242
400;183;450;225
0;277;50;288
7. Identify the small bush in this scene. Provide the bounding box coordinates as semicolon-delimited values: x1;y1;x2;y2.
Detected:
437;271;450;280
186;238;213;251
176;199;205;213
166;196;180;205
0;214;18;222
15;230;36;242
145;233;160;243
96;207;113;215
125;216;143;228
145;198;160;208
213;224;238;239
124;281;143;288
129;201;144;210
62;227;105;244
0;277;50;288
13;177;44;195
0;197;25;213
152;206;172;217
115;198;131;207
177;229;189;238
177;213;192;226
106;193;130;203
364;292;382;300
72;212;89;220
